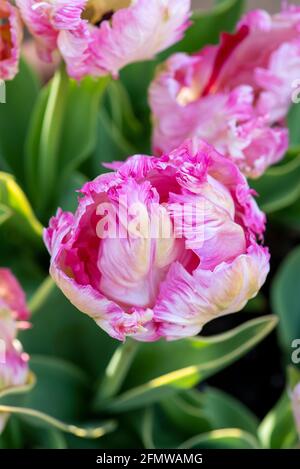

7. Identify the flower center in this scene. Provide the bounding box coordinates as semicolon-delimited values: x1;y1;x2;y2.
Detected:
82;0;131;25
0;8;12;61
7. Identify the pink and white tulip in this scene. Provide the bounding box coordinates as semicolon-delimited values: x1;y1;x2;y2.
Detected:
16;0;191;79
0;269;30;433
0;0;23;80
44;139;270;342
149;5;300;178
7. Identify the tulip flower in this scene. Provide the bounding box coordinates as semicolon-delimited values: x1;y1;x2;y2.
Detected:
44;139;270;342
16;0;191;79
0;0;23;80
149;5;300;178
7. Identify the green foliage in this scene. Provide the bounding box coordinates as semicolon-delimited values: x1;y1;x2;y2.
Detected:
0;172;43;242
251;156;300;214
1;0;299;450
258;389;298;449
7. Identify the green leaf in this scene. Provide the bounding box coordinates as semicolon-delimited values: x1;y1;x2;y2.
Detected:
0;172;43;242
167;0;245;55
20;283;118;380
288;366;300;390
251;156;300;213
99;316;277;412
271;246;300;352
26;67;109;215
58;172;87;213
258;389;298;449
58;76;110;180
0;59;40;181
118;1;245;160
271;196;300;230
159;393;211;438
141;406;188;449
0;356;116;440
178;428;259;449
0;417;23;449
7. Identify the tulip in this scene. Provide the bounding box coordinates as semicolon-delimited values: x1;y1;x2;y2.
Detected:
16;0;191;79
149;5;300;178
0;269;30;433
0;0;23;80
44;139;270;342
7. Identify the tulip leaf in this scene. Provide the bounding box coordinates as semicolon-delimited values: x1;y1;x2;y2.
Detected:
167;0;245;55
258;389;298;449
0;59;40;182
0;372;36;403
288;103;300;153
99;315;277;412
20;285;118;380
288;365;300;390
271;246;300;352
178;428;259;449
251;156;300;213
141;405;259;450
0;204;12;226
119;0;245;159
0;172;43;241
25;67;109;215
58;171;87;213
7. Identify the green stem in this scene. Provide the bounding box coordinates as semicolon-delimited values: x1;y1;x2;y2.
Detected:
95;339;139;405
